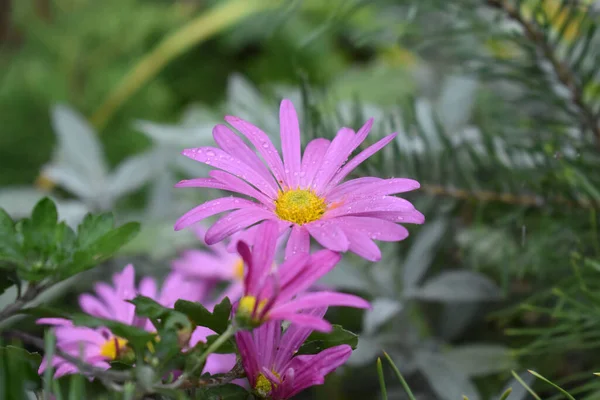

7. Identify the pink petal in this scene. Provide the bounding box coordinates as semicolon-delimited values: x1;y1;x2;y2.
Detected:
114;264;136;301
277;250;341;304
312;119;374;194
174;178;228;190
280;99;302;188
213;124;279;196
328;178;419;203
337;216;410;241
138;277;157;300
235;331;260;386
327;133;397;189
324;196;416;219
273;308;328;371
181;146;276;197
210;170;275;206
268;311;332;333
224;115;286;187
270;292;370;317
310;127;356;193
204;353;237;375
205;207;275;245
282;345;352;398
326;177;382;202
37;318;72;326
78;294;111;319
304;221;349;252
300;138;330;188
174;197;259;231
341;228;381;262
360;210;426;224
172;250;236;280
285;225;310;260
246;221;280;294
255;320;281;366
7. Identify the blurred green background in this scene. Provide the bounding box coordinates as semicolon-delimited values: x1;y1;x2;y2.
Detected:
3;0;600;399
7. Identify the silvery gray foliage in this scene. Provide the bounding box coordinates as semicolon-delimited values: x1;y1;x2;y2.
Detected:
44;105;156;210
321;216;505;400
0;187;88;229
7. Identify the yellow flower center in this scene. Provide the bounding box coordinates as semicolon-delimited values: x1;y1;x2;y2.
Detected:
99;337;128;360
233;258;244;280
274;189;327;225
255;371;281;397
238;295;267;318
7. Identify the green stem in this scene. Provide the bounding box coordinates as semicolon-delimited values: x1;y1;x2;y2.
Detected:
90;0;277;131
163;324;237;389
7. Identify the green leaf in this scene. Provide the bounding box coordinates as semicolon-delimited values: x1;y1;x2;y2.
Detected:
211;297;232;334
0;208;24;265
65;221;140;279
297;325;358;355
175;297;232;334
0;270;17;296
75;213;115;249
129;295;191;333
130;295;172;319
0;345;42;390
194;383;251;400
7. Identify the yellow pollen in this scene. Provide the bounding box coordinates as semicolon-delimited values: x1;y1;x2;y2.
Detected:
233;258;244;280
274;189;327;225
99;337;128;360
255;371;281;397
238;295;267;319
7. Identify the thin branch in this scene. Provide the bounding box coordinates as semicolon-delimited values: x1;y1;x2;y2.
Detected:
486;0;600;149
0;284;45;323
176;361;245;390
421;183;598;209
3;330;132;383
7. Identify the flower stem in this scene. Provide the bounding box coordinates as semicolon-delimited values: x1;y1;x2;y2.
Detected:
162;324;237;389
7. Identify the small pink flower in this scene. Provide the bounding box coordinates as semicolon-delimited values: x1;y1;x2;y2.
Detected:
236;308;351;399
234;221;369;332
174;99;424;261
37;265;209;377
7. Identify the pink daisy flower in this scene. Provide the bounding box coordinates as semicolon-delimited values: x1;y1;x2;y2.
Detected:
236;307;351;399
174;98;424;261
233;221;370;332
37;265;230;377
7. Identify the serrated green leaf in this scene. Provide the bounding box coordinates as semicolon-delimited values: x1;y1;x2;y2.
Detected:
0;209;24;265
297;325;358;355
211;297;232;334
75;213;115;249
175;297;231;335
130;295;172;319
194;383;251;400
130;295;191;332
62;221;140;279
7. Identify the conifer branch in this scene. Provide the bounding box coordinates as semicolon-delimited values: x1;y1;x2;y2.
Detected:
486;0;600;149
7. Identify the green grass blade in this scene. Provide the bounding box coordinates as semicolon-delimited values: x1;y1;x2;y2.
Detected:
512;370;542;400
377;358;388;400
91;0;277;130
528;370;576;400
43;331;56;400
499;388;513;400
383;352;416;400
